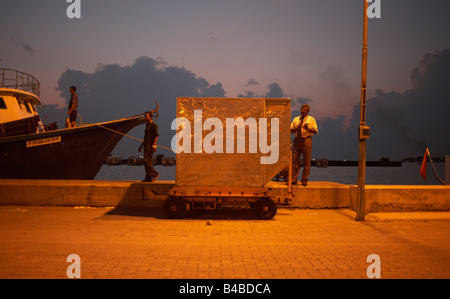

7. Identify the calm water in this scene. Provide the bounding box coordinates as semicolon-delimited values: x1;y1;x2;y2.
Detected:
95;162;446;185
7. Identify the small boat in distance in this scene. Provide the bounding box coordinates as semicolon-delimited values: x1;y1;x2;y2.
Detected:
0;68;147;179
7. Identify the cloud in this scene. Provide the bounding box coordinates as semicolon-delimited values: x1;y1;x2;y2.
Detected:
238;82;284;99
246;79;258;86
410;49;450;96
206;35;219;45
265;82;284;98
39;49;450;161
292;97;311;110
363;49;450;159
10;36;34;54
43;56;225;157
312;49;450;160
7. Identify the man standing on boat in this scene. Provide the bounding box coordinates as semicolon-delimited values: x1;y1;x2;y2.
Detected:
67;86;78;128
139;111;160;182
290;104;318;186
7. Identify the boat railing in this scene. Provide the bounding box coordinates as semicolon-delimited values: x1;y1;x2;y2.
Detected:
0;68;41;98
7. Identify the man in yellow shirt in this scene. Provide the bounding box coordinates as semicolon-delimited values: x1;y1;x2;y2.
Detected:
290;104;318;186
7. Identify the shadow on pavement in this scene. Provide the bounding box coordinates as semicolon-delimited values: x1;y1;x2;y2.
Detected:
103;206;166;219
101;206;265;220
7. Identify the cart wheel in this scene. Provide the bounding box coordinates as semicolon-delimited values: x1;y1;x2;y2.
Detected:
253;198;277;220
163;196;187;219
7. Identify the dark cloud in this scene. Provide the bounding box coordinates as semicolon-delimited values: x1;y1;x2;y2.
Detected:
238;82;283;98
410;49;450;95
313;49;450;160
39;49;450;161
363;49;450;159
41;56;225;157
11;36;34;54
266;82;283;98
313;114;357;160
206;35;219;45
293;97;311;107
238;90;256;98
246;79;258;86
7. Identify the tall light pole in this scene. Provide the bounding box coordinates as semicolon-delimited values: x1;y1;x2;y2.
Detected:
356;0;370;221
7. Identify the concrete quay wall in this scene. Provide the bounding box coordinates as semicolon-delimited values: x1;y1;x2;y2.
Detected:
348;185;450;213
0;179;449;213
0;180;173;209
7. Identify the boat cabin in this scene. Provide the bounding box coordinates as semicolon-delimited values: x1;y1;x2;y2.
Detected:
0;69;46;137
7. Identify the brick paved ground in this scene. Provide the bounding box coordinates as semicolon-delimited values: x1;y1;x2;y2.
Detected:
0;206;449;279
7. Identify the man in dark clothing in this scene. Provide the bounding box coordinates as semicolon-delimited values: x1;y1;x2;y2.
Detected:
67;86;78;128
138;111;160;182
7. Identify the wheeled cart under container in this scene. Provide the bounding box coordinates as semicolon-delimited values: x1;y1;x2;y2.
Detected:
164;97;292;219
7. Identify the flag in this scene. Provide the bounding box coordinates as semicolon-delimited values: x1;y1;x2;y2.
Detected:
420;148;428;181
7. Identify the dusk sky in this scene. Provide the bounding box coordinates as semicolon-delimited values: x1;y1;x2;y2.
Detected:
1;0;449;160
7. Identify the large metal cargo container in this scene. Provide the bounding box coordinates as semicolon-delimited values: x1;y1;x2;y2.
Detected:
173;97;291;188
